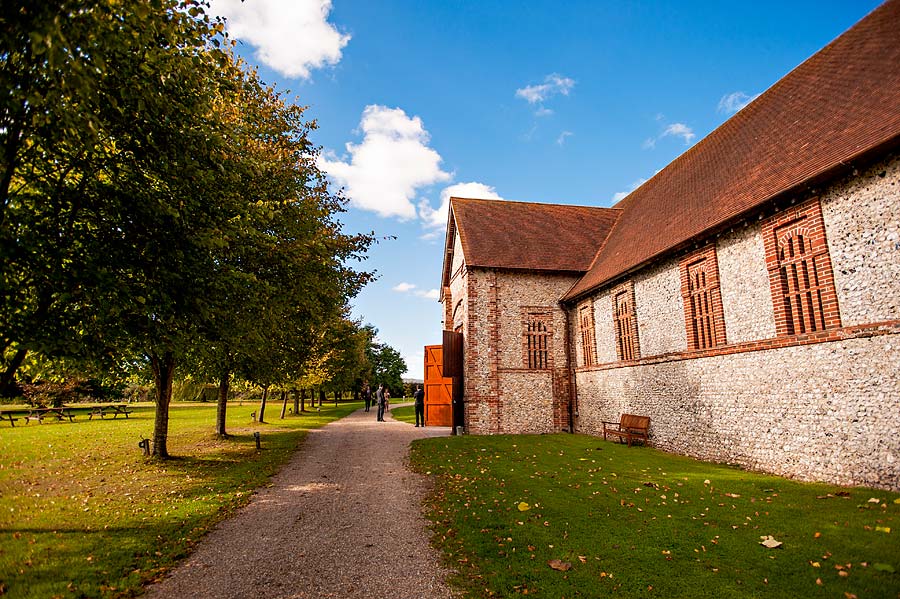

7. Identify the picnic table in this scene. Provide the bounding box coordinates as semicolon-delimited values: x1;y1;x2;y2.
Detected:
23;406;76;424
88;404;133;420
0;410;21;427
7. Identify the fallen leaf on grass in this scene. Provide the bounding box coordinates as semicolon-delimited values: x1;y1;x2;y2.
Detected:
894;498;900;505
810;561;820;568
867;498;881;504
724;493;740;498
875;526;891;533
517;502;531;511
816;578;823;586
577;555;587;563
759;536;782;549
873;563;895;573
548;559;572;571
844;593;858;599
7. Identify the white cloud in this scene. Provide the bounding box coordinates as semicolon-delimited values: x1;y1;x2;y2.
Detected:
612;178;648;202
391;282;439;300
418;181;503;229
556;131;574;146
535;107;554;117
644;119;695;149
318;105;452;219
718;91;760;114
661;123;695;144
516;74;576;104
210;0;350;80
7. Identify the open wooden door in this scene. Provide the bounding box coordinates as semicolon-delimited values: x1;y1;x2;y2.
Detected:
423;344;453;426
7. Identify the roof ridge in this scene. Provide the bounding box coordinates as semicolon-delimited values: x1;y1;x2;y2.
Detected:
451;196;622;211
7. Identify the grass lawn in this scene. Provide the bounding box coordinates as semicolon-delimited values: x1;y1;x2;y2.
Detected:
390;405;415;424
0;400;361;598
411;434;900;599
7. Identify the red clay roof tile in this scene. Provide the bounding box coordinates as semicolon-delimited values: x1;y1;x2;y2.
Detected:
448;198;620;274
565;0;900;300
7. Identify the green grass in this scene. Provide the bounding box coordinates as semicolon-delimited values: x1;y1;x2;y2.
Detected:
390;405;416;424
410;434;900;599
0;400;361;598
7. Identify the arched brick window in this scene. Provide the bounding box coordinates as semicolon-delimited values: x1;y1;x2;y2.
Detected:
523;310;553;369
612;282;639;361
763;198;841;336
579;302;597;366
679;245;726;350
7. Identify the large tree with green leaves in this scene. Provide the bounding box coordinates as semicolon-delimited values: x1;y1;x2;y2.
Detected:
1;1;372;456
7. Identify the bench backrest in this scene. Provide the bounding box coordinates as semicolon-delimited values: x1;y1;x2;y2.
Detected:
620;414;650;432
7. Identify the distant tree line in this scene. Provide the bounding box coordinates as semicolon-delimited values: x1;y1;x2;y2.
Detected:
0;1;404;456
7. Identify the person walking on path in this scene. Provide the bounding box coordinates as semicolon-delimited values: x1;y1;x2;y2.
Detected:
376;383;386;421
362;383;372;412
414;385;425;427
145;399;453;599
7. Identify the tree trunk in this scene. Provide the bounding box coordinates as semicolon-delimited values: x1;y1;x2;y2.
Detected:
258;385;269;423
280;389;287;419
292;389;299;415
0;347;27;397
150;351;176;458
300;388;306;412
335;389;340;407
216;370;230;437
353;388;360;402
319;388;326;407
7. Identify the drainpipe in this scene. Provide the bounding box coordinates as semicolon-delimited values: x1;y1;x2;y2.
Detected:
563;305;579;433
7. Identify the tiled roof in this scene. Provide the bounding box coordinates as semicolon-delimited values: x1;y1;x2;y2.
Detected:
448;198;620;274
565;0;900;301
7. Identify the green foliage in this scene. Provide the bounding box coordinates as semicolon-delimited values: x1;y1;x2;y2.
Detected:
1;1;373;451
0;401;361;598
364;327;407;396
411;434;900;599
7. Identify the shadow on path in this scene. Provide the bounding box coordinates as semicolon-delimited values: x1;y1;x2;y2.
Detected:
146;408;453;599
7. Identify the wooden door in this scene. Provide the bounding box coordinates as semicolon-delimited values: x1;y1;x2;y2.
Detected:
423;344;453;426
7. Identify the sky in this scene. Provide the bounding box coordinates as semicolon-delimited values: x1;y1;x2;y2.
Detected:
208;0;882;379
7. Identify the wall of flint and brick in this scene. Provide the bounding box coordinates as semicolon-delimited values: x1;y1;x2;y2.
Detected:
575;153;900;490
443;240;579;434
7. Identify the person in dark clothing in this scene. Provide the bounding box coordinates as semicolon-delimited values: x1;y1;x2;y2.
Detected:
362;383;372;412
376;383;386;421
413;385;425;427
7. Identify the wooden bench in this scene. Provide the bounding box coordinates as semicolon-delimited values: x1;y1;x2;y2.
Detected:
0;412;19;427
23;407;76;424
602;414;651;447
89;404;133;420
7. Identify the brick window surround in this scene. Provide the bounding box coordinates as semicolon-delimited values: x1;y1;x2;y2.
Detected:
523;309;553;369
611;282;640;361
679;245;727;350
762;198;841;336
579;302;598;366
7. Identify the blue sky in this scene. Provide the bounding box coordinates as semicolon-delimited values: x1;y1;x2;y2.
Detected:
209;0;881;379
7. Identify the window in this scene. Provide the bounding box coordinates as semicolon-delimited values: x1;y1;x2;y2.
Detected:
679;246;726;350
762;199;841;336
523;311;552;369
612;283;639;361
579;303;597;366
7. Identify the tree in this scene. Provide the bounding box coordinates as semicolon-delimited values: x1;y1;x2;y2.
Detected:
365;330;407;397
2;1;373;456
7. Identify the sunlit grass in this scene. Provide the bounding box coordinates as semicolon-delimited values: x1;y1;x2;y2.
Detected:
0;401;361;598
411;434;900;599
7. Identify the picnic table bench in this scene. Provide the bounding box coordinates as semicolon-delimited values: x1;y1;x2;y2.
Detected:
88;404;133;420
603;413;651;447
0;411;20;427
23;407;76;424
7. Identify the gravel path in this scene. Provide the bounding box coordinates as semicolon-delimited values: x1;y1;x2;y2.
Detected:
146;405;454;599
